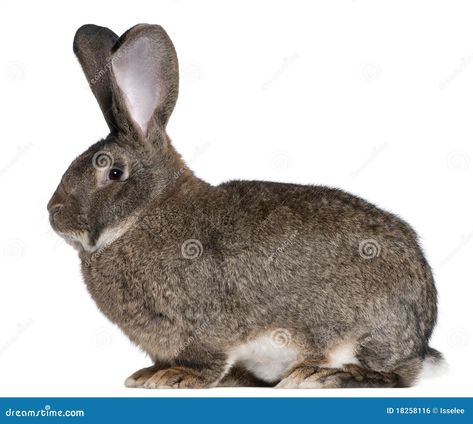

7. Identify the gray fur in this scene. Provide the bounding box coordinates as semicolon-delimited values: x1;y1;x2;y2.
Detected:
47;23;441;388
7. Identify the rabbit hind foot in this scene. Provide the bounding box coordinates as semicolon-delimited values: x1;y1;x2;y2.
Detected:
276;363;401;388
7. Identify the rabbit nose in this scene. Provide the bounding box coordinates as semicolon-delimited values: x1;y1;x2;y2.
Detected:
48;203;63;216
47;186;67;214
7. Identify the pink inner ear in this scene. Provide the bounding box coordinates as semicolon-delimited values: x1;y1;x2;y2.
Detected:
112;37;161;136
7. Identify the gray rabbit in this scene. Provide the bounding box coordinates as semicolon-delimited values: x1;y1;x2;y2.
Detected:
47;23;442;388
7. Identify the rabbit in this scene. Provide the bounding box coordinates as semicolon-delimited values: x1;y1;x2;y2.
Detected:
47;23;443;389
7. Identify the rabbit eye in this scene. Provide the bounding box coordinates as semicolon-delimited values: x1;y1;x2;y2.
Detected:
108;168;124;181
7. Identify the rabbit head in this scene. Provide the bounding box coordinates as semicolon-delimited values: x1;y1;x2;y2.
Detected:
47;24;189;252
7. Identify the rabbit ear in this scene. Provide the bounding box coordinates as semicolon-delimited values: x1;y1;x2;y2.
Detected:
110;24;179;140
73;24;119;132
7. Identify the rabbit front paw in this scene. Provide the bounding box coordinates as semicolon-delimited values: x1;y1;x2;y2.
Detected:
124;364;168;388
126;366;209;389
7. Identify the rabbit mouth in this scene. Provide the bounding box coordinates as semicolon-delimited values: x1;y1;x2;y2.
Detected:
53;215;138;254
49;210;87;246
53;228;92;252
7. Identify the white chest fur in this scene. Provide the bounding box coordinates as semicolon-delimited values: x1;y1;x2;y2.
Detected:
226;335;301;383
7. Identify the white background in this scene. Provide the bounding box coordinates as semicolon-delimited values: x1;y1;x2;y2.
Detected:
0;0;472;397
